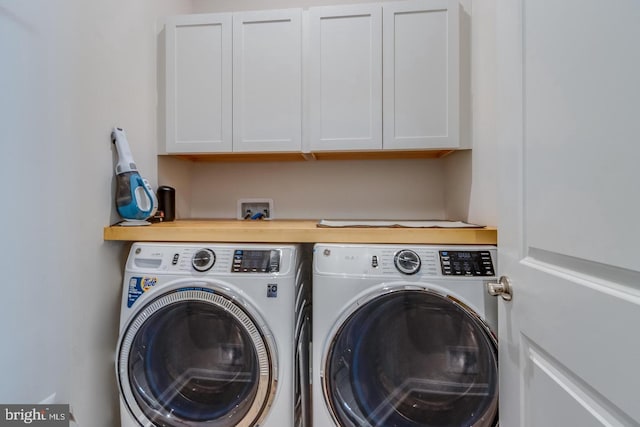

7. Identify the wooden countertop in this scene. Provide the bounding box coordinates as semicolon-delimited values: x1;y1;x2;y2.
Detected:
104;219;497;245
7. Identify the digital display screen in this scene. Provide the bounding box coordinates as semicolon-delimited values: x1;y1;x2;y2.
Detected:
241;251;271;270
455;252;473;260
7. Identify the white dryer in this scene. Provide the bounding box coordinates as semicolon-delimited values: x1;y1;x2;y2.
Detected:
312;244;499;427
116;243;311;427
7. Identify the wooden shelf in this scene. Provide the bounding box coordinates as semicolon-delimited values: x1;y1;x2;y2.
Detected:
104;219;497;245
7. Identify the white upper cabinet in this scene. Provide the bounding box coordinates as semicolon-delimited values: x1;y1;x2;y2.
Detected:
164;1;461;155
308;5;383;151
164;10;302;154
165;14;232;154
383;0;459;149
233;10;302;152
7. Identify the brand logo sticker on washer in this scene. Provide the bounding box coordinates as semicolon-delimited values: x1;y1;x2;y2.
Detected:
127;277;157;307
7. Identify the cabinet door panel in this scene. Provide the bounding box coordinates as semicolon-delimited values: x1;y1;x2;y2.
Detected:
383;0;459;149
233;10;302;152
309;5;382;151
165;14;232;153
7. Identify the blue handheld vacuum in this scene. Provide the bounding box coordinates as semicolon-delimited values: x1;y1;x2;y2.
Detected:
111;127;157;225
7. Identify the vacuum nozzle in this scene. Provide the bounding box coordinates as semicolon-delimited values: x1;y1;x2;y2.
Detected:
111;127;138;175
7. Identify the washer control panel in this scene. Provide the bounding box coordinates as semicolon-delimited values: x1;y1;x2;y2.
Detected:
127;244;295;276
232;249;280;273
439;250;494;276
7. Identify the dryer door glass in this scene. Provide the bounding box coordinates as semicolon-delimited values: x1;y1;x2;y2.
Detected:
325;290;498;427
118;288;274;427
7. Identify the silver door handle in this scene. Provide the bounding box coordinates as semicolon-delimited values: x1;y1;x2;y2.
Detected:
487;276;513;301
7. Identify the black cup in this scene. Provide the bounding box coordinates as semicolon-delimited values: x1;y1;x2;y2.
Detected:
157;186;176;221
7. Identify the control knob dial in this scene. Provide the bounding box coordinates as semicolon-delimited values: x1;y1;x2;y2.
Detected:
192;248;216;272
394;249;421;275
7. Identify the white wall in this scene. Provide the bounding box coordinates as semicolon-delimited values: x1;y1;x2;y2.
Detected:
190;159;446;219
0;0;190;424
444;0;498;226
160;156;449;220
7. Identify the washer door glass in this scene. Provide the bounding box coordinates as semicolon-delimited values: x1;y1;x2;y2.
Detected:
325;290;498;427
118;288;274;427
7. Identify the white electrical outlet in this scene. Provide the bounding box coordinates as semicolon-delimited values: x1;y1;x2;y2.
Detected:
237;198;274;220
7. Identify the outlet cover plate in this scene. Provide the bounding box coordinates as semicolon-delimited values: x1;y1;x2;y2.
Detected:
237;198;274;220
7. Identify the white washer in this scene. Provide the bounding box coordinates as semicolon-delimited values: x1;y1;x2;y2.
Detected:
312;244;499;427
116;243;311;427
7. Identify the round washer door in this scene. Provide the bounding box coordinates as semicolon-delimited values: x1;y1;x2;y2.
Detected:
323;289;498;427
118;287;276;427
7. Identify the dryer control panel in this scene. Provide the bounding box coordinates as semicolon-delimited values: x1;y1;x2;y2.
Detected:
439;250;494;276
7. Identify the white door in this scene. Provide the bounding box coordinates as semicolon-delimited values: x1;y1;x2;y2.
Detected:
165;14;232;153
496;0;640;426
308;4;382;151
233;9;302;152
382;0;459;150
